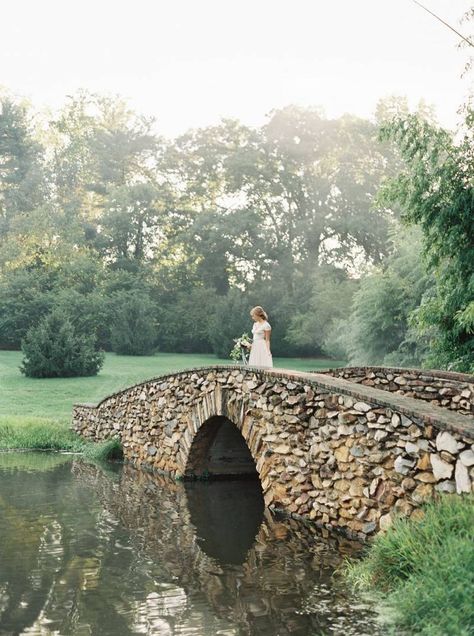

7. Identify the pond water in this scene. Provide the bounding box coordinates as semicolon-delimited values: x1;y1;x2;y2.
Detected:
0;452;383;635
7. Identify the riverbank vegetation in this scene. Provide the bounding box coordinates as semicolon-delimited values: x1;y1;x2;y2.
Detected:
0;416;123;462
343;495;474;635
0;417;84;452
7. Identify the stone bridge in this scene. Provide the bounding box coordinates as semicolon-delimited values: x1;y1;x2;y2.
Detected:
73;366;474;540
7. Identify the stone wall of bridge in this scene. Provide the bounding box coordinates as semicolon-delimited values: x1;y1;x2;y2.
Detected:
321;366;474;415
73;366;474;540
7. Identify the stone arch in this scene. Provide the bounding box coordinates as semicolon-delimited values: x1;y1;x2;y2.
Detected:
177;387;266;480
73;365;474;539
184;415;259;479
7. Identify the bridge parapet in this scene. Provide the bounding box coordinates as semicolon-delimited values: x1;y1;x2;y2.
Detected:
320;366;474;415
73;366;474;540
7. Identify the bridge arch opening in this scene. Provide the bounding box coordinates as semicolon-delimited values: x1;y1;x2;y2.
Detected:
184;416;259;480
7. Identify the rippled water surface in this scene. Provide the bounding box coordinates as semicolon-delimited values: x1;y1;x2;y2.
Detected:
0;452;383;635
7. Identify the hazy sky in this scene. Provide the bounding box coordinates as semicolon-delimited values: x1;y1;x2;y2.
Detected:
1;0;472;136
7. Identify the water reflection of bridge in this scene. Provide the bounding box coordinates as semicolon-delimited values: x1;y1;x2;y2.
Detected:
0;454;381;635
73;461;381;635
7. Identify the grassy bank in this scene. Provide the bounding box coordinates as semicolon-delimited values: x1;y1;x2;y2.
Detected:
343;495;474;636
0;350;343;451
0;416;84;451
0;416;123;463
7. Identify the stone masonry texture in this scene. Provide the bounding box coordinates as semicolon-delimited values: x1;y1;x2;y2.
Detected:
321;366;474;415
72;366;474;541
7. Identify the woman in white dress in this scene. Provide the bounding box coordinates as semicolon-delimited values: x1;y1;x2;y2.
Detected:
248;306;273;368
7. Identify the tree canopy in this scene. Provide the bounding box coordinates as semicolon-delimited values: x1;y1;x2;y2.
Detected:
0;89;471;371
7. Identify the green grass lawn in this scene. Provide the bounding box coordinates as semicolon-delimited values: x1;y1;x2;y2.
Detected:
0;350;344;421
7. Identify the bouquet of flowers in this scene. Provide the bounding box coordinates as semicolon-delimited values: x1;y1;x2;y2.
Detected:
230;333;252;364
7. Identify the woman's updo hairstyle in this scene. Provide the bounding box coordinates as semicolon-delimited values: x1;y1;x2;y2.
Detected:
250;306;268;320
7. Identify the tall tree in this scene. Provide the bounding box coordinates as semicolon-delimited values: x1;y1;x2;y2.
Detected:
100;183;165;262
0;97;46;253
380;108;474;371
163;106;401;295
49;91;162;256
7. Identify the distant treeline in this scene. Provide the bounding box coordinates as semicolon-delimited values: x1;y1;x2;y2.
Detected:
0;90;472;370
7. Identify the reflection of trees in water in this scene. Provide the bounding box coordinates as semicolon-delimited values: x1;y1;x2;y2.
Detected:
0;459;133;635
0;456;381;635
0;461;72;635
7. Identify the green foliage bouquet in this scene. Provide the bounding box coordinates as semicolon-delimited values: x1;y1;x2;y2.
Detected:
230;333;252;363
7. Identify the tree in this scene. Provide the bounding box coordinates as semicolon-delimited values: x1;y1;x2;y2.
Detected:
163;107;401;298
0;96;47;269
110;291;158;355
100;183;165;262
0;97;45;225
48;91;162;254
380;108;474;371
327;228;432;366
285;266;359;356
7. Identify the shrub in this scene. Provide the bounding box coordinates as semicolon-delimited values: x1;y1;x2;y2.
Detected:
21;309;104;378
109;291;158;355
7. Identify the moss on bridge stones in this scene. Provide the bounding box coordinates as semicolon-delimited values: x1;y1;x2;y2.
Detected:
72;365;474;541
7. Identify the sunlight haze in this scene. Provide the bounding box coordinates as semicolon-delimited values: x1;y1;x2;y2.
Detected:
1;0;472;135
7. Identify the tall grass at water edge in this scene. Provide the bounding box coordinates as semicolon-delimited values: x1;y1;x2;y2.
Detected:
0;416;84;451
342;494;474;636
0;416;123;462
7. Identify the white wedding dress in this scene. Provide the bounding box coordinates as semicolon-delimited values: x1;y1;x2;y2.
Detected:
248;320;273;368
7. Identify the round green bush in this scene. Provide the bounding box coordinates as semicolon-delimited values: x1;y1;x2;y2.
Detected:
20;309;104;378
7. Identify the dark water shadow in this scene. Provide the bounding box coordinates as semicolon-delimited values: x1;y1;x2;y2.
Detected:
184;477;264;564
